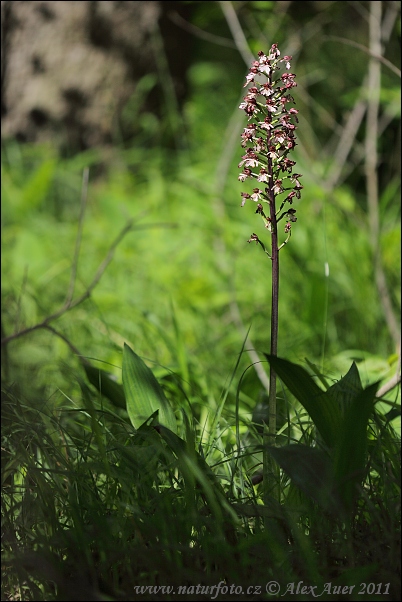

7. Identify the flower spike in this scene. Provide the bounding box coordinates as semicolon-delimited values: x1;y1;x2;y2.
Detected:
239;45;302;238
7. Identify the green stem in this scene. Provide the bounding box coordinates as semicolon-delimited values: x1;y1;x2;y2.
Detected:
263;113;280;508
269;206;279;441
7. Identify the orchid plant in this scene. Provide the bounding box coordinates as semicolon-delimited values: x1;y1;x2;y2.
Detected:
238;45;302;489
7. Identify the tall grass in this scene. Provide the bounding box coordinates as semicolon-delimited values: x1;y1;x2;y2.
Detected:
2;342;400;600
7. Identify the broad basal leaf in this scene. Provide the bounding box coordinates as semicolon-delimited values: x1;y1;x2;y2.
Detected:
122;344;177;433
333;382;378;512
84;363;126;410
266;444;341;514
265;355;342;448
325;362;363;418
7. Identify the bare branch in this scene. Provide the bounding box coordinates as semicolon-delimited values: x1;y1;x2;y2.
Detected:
218;1;254;67
324;98;367;191
168;10;236;48
365;1;400;348
43;324;87;363
376;372;401;399
324;35;401;78
66;219;136;310
376;352;401;399
320;2;399;190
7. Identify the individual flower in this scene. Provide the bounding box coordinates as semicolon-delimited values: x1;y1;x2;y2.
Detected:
238;149;259;169
279;157;296;173
268;146;279;160
241;130;254;148
239;96;258;117
268;44;280;60
288;108;299;122
246;86;259;99
285;190;296;204
290;173;303;188
281;73;297;87
247;233;260;244
260;83;274;97
241;192;251;206
238;168;252;182
265;98;278;113
280;55;292;70
259;117;274;131
257;168;270;183
254;137;266;153
273;179;284;195
243;61;260;87
272;130;286;145
279;95;295;110
280;114;296;131
251;188;264;202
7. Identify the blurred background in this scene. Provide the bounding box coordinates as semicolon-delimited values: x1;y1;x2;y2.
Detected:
1;1;400;411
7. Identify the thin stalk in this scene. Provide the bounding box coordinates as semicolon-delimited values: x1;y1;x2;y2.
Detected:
261;72;280;506
264;122;280;506
268;155;279;441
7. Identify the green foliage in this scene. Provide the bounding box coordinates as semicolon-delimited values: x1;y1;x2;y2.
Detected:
1;2;400;599
2;348;400;600
265;356;383;515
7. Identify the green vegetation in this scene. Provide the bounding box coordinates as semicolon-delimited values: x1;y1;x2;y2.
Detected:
2;2;400;600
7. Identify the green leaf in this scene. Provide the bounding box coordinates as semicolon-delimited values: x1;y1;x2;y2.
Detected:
325;361;363;418
333;382;378;511
84;363;126;410
265;355;342;448
122;343;177;433
266;444;341;514
117;415;165;477
304;358;331;390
